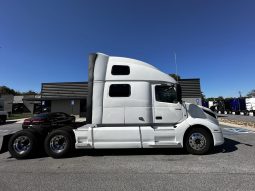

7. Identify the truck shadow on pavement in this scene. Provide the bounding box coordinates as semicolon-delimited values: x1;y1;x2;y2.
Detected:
5;137;252;160
70;137;251;158
212;137;252;154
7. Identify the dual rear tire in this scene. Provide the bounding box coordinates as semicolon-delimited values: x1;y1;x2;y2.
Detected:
8;129;40;159
8;128;74;159
44;129;75;158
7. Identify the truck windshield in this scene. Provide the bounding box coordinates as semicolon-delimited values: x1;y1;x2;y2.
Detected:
155;85;177;103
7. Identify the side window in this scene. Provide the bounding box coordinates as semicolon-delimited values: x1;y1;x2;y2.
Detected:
111;65;130;75
155;85;177;103
109;84;131;97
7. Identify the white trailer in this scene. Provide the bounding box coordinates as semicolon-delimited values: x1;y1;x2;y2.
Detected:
246;98;255;111
246;98;255;116
7;53;224;159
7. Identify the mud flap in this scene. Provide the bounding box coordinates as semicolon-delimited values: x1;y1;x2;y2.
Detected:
0;134;13;154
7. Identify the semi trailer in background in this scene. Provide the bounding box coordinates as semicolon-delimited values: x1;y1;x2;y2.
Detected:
246;98;255;115
204;97;255;116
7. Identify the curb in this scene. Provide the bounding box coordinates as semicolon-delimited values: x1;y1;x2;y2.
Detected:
6;119;25;124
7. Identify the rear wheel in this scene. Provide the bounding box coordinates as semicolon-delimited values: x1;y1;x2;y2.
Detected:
185;128;212;155
44;129;74;158
8;130;38;159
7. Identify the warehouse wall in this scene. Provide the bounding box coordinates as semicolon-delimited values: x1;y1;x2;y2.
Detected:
179;79;202;105
0;95;14;113
51;100;80;115
23;95;36;113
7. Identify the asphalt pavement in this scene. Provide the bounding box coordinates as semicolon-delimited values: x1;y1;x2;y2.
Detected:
0;123;254;191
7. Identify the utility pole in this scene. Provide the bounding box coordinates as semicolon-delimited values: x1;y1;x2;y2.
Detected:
238;91;242;97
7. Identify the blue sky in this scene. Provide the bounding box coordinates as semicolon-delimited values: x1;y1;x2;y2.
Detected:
0;0;254;98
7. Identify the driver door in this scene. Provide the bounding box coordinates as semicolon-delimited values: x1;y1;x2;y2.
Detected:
146;84;183;146
152;84;183;124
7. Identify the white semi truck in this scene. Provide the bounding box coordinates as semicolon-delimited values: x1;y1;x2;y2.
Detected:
6;53;224;159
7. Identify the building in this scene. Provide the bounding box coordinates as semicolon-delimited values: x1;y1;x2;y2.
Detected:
0;95;13;113
2;79;201;116
24;82;88;117
0;94;37;114
179;78;202;105
23;79;201;117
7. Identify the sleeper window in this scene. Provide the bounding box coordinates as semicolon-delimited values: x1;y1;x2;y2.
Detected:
111;65;130;75
109;84;131;97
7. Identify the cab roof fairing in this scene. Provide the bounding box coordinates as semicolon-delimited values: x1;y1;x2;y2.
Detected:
93;53;177;84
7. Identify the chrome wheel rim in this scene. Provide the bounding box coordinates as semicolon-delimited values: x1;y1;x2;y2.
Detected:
13;136;31;155
49;135;67;153
189;133;206;151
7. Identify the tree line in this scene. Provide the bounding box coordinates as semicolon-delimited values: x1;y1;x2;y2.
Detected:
0;86;38;95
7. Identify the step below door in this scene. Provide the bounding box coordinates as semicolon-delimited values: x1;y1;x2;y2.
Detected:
140;126;179;148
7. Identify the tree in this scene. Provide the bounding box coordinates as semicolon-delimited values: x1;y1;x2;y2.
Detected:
247;89;255;97
206;97;216;102
0;86;38;95
205;96;224;102
0;86;20;95
22;90;37;95
169;74;181;81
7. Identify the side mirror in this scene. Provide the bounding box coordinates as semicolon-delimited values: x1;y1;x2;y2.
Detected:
176;83;182;103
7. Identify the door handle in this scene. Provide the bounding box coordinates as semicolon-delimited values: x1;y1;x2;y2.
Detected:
138;117;145;121
156;116;162;120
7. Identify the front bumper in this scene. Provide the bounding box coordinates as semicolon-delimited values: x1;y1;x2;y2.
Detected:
212;131;224;146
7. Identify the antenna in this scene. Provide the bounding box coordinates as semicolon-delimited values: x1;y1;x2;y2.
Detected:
173;50;178;82
238;91;242;97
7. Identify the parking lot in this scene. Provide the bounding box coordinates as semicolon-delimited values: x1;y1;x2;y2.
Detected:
0;122;255;191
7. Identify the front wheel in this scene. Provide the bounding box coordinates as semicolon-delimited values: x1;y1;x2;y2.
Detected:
44;129;74;158
185;128;212;155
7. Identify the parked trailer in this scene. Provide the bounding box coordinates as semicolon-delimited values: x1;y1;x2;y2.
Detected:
228;98;251;115
2;53;224;159
221;98;254;116
246;98;255;116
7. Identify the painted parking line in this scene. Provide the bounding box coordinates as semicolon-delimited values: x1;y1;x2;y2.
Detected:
223;128;255;134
